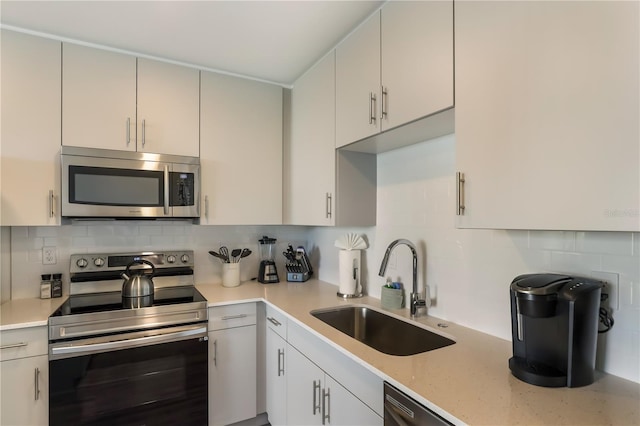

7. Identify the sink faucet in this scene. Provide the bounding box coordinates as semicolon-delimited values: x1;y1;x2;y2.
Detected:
378;239;426;317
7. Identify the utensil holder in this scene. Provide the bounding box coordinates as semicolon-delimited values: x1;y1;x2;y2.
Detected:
222;263;240;288
381;286;404;310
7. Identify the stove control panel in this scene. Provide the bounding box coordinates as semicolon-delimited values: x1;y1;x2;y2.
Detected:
70;250;194;274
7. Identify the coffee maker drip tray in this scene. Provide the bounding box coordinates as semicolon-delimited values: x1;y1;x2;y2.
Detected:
508;357;567;387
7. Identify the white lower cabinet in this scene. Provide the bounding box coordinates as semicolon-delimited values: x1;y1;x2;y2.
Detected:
208;304;257;425
264;304;383;426
0;326;49;426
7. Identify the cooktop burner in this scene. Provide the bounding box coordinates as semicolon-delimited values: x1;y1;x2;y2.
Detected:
51;286;207;317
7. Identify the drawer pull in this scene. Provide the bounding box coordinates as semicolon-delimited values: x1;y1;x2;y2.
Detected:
221;314;248;321
267;317;282;327
0;342;28;350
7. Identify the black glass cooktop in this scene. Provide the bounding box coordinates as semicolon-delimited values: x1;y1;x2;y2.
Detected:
50;286;207;317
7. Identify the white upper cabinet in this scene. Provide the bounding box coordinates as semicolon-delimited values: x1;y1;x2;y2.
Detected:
137;58;200;157
200;71;282;225
381;0;453;130
455;1;639;231
1;30;61;226
62;44;137;151
336;1;454;148
336;12;381;147
286;52;336;226
63;46;199;157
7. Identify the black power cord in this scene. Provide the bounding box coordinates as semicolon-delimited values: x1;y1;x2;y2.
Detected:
598;293;615;334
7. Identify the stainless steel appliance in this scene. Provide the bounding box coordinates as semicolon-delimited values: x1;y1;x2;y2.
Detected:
258;236;279;283
48;250;208;426
61;146;200;219
509;273;602;387
384;382;452;425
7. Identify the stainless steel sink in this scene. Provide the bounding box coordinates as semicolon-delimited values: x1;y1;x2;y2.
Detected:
310;305;455;356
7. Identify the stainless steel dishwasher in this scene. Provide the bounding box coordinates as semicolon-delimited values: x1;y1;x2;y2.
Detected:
384;382;453;426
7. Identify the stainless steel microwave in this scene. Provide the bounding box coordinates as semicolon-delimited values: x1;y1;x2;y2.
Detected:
61;146;200;219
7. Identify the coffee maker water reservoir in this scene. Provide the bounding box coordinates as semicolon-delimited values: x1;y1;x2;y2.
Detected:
509;273;602;388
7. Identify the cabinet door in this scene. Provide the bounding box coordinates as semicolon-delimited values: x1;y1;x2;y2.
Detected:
62;43;136;151
200;72;282;225
381;0;453;130
0;355;48;426
336;11;381;148
209;325;257;426
455;1;639;231
265;327;287;426
325;375;382;426
0;30;61;226
286;345;324;426
137;58;200;157
286;52;336;226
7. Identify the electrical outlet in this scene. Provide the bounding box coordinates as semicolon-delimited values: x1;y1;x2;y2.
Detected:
591;271;619;310
43;246;57;265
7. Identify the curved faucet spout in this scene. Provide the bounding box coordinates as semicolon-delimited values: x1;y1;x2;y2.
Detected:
378;239;425;317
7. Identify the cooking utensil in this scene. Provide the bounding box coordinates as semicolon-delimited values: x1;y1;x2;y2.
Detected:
240;248;252;259
121;259;155;298
208;250;227;262
219;246;230;263
231;248;242;263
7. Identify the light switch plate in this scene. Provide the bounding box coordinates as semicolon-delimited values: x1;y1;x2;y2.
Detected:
591;270;619;310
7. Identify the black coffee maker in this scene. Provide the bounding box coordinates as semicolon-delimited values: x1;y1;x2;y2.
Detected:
509;273;602;388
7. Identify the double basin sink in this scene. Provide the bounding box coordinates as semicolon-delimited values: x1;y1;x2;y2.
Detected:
310;305;455;356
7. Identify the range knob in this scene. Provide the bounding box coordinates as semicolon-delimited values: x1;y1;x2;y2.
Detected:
167;255;177;264
93;257;105;267
76;258;88;268
180;254;190;263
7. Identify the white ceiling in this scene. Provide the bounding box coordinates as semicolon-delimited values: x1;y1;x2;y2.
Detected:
0;0;384;86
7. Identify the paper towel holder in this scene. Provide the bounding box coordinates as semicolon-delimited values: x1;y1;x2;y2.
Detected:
337;250;363;298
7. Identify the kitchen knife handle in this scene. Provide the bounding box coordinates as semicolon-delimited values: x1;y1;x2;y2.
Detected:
325;193;332;219
456;172;466;216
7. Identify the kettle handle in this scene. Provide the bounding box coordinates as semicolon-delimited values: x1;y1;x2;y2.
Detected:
125;259;156;277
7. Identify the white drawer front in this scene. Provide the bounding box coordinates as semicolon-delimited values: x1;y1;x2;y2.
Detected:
209;303;257;331
265;304;287;339
0;326;48;361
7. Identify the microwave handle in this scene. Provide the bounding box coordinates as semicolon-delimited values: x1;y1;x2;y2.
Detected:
164;165;170;215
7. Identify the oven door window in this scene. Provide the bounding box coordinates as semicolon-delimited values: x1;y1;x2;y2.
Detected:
49;338;208;426
69;165;164;207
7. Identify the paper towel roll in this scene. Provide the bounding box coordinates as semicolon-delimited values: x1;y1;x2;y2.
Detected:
339;250;361;296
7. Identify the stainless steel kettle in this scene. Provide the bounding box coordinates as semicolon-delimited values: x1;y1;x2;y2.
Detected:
121;259;155;298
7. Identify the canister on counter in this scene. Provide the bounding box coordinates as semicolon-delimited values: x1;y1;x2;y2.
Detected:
51;273;63;298
40;274;52;299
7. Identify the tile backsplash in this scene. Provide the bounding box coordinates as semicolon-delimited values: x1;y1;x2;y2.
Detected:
2;134;638;384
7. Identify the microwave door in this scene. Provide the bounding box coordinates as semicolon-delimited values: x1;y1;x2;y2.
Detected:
62;156;171;218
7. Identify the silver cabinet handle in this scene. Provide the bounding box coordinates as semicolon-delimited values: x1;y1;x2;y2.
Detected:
0;342;28;350
163;165;170;216
221;314;248;321
313;380;321;415
456;172;466;216
48;190;55;218
277;348;285;376
381;86;388;119
325;193;332;219
267;317;282;327
204;195;209;220
322;388;330;425
369;92;377;124
213;339;218;367
141;119;146;147
34;368;41;401
126;117;131;145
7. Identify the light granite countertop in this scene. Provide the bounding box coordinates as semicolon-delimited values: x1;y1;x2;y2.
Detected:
2;279;638;425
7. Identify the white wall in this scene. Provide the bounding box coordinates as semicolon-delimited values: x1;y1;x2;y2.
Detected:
307;134;640;383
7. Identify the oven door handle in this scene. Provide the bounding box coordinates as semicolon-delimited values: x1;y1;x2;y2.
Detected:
50;324;208;360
